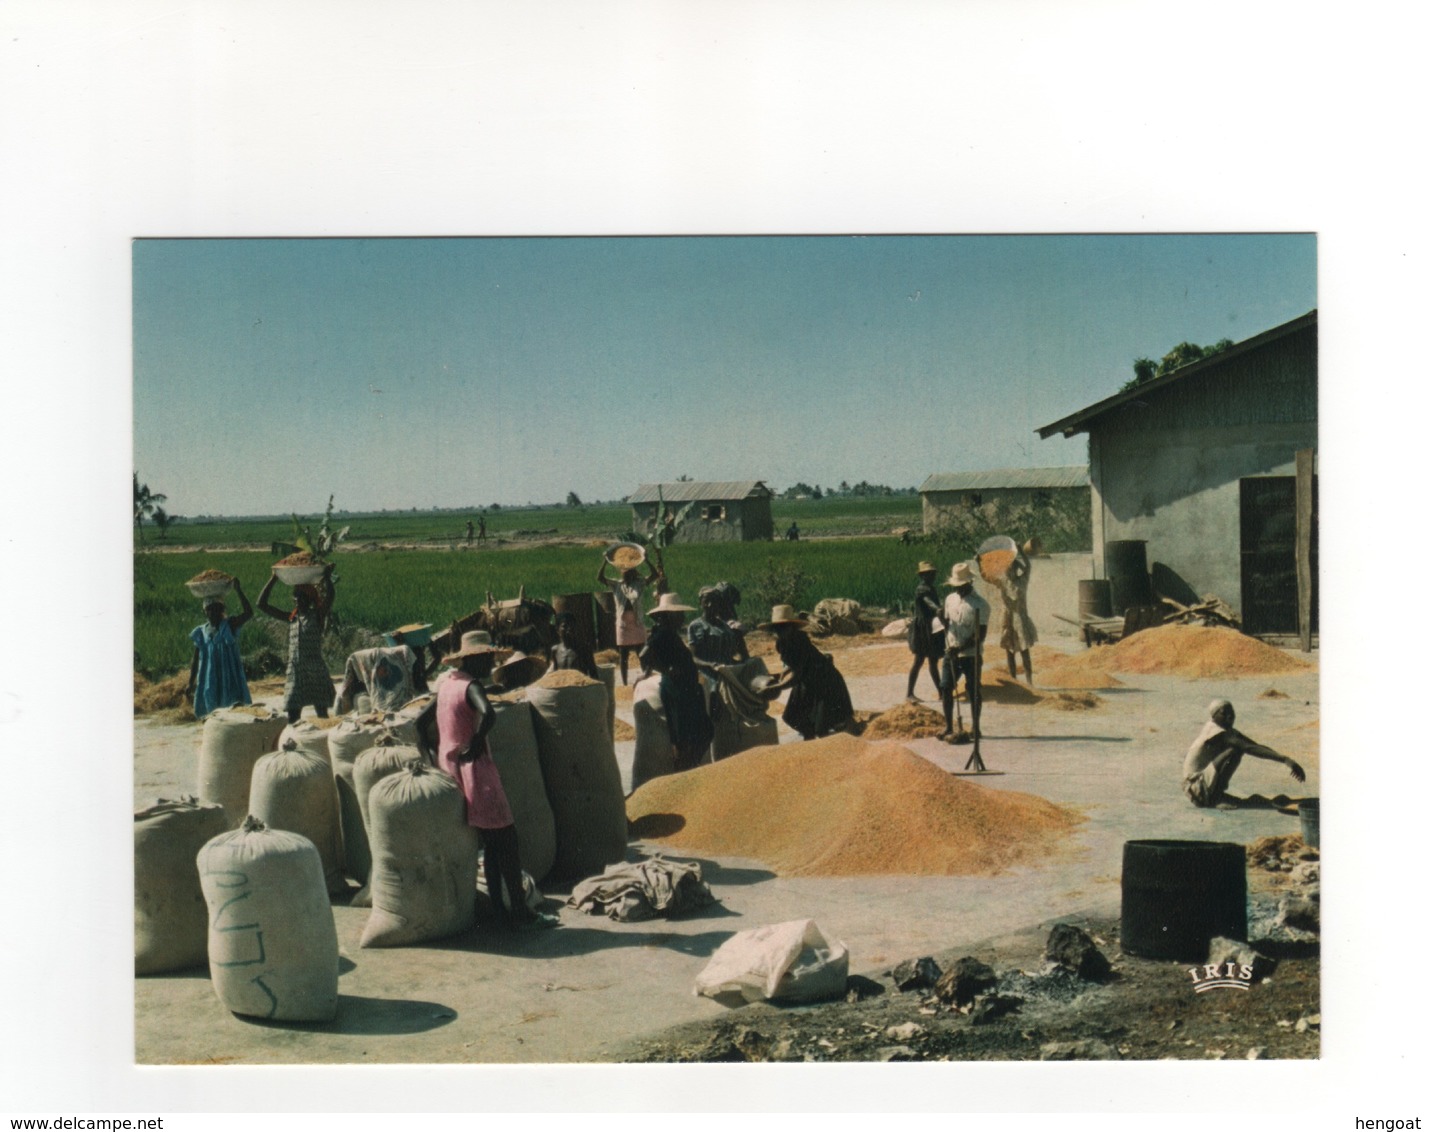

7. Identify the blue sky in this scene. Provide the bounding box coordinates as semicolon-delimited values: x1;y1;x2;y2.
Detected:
133;234;1316;516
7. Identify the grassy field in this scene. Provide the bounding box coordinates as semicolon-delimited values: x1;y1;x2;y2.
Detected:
133;536;940;679
141;495;923;550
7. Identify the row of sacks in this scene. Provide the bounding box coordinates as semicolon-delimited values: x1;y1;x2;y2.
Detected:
137;672;628;977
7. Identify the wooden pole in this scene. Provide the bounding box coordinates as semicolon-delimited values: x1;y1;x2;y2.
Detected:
1295;447;1315;652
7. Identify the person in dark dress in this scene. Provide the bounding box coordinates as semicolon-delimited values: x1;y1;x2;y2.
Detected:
758;605;854;741
905;560;944;702
637;592;714;771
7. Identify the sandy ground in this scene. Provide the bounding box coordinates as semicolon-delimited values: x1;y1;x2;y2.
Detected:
133;635;1320;1064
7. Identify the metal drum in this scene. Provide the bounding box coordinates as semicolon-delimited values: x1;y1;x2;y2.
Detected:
1121;839;1247;961
1078;579;1114;620
1105;539;1154;615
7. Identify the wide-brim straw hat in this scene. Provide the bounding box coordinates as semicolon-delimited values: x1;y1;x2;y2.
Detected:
442;630;512;666
494;650;545;688
944;562;975;587
758;604;808;630
648;592;696;616
917;561;937;575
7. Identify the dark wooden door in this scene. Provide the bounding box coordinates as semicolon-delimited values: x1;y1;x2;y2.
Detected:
1239;476;1318;635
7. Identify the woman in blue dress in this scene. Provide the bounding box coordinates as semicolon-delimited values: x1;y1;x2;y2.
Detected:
185;578;254;718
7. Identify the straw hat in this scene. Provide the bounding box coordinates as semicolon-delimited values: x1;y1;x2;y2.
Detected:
648;592;697;616
494;650;544;688
943;562;975;587
758;604;808;630
917;561;937;575
441;630;512;666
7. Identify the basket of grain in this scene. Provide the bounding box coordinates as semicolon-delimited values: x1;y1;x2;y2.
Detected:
976;536;1019;583
185;569;235;601
604;542;646;571
384;623;433;648
273;552;328;586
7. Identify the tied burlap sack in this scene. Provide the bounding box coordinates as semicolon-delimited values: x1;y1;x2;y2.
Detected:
630;674;676;792
349;737;423;907
249;741;346;897
277;719;334;764
487;702;557;883
196;707;287;829
526;680;627;881
134;796;228;975
197;817;339;1022
360;762;479;948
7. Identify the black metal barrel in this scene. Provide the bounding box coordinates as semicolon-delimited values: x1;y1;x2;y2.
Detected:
1121;840;1247;961
1078;579;1114;620
1105;539;1154;615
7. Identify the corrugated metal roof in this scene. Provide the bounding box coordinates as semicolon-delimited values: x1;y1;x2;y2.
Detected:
627;481;771;504
919;466;1089;493
1035;310;1317;439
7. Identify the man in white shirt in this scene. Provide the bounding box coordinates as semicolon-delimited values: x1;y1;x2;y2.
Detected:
940;562;991;743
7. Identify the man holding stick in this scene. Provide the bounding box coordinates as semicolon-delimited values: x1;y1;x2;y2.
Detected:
940;562;990;747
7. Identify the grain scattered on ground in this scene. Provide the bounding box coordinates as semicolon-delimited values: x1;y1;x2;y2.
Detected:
833;644;918;678
1041;691;1104;711
1259;688;1289;699
627;733;1081;877
613;718;635;742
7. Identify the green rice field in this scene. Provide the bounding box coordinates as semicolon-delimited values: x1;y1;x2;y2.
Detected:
133;536;939;680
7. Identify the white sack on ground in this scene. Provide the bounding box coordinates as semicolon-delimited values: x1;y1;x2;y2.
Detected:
486;701;556;883
249;741;346;897
695;919;849;1004
196;707;287;829
197;817;339;1022
134;796;228;975
360;762;479;948
526;679;627;880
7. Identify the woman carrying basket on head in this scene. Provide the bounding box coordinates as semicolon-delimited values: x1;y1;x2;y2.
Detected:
185;577;254;718
258;563;336;724
598;546;660;685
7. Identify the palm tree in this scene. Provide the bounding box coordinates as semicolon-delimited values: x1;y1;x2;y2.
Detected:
134;473;167;545
152;507;173;541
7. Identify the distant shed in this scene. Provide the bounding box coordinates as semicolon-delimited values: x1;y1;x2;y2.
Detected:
919;466;1090;531
627;481;774;543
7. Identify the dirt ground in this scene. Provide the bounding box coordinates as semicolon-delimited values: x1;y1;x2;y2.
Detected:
133;630;1321;1065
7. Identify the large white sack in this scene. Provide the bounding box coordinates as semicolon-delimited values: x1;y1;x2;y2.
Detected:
694;919;849;1004
526;679;627;880
487;702;557;883
328;716;404;885
277;719;335;765
134;796;229;975
360;762;479;948
249;741;346;897
197;817;339;1022
630;675;676;792
348;739;422;907
196;707;287;829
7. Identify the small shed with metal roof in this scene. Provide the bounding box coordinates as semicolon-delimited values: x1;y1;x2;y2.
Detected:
626;481;775;543
919;465;1090;531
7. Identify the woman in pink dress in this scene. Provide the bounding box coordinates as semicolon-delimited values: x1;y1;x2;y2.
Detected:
414;631;556;930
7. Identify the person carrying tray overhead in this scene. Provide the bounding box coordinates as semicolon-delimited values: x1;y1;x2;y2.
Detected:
258;563;336;724
940;562;991;744
185;577;254;718
1182;700;1306;809
598;544;661;685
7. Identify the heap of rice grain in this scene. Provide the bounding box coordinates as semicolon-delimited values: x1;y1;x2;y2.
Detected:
274;551;320;567
535;670;600;689
1037;624;1309;683
626;733;1081;877
1041;691;1103;711
860;702;947;740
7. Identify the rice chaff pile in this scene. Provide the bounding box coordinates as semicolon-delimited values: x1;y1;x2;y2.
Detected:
1037;624;1310;684
626;733;1081;877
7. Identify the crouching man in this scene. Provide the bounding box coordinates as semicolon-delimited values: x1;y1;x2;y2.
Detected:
1182;699;1306;808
